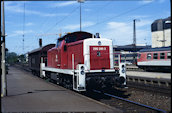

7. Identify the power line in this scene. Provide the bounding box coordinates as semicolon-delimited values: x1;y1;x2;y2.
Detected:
37;6;61;34
45;5;79;33
34;6;61;40
84;1;152;29
95;1;113;23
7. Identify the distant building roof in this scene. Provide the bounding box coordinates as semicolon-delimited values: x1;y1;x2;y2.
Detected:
113;44;151;52
151;16;171;32
28;44;55;54
139;46;171;52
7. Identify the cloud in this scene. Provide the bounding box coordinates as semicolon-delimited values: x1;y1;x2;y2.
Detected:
139;0;165;4
26;22;34;26
130;15;150;19
63;22;95;30
158;0;165;3
7;30;34;38
84;8;92;12
50;1;77;8
5;2;59;17
139;0;154;4
136;20;152;27
101;21;151;45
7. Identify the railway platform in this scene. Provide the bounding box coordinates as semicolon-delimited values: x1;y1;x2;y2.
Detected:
1;66;122;113
126;71;171;80
126;68;171;87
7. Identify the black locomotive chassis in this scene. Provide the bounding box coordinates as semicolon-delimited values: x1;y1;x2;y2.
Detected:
45;70;125;89
86;72;125;89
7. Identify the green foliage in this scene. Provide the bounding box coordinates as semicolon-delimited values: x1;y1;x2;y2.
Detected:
18;54;26;63
6;52;18;64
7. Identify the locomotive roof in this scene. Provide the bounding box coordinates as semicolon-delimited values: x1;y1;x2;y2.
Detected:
139;46;171;52
28;44;55;54
58;31;95;42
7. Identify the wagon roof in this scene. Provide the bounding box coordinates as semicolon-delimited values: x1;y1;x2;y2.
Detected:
139;46;171;52
28;44;55;54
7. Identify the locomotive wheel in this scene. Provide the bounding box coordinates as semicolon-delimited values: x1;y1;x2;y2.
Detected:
58;74;73;90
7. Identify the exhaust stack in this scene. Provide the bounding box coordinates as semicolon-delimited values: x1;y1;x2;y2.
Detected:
39;38;42;47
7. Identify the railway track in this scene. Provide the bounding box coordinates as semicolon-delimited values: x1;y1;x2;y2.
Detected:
127;81;171;96
127;75;171;95
88;89;167;113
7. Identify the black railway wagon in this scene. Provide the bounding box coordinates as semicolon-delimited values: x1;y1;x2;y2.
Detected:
28;44;55;76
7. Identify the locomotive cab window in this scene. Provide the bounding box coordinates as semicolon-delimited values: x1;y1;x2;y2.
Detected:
147;53;152;60
160;53;165;59
56;40;62;47
153;53;158;59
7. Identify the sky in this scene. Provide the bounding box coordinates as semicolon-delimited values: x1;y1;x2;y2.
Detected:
3;0;171;55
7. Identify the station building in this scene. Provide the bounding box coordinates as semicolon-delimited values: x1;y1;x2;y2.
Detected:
151;16;171;48
113;16;171;65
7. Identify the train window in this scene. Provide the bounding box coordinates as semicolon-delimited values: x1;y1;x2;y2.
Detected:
167;52;171;59
160;53;165;59
138;54;141;59
153;53;158;59
56;40;62;47
147;53;152;60
31;58;35;64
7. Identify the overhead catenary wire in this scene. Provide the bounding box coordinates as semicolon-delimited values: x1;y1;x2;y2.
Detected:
45;5;80;33
35;6;61;36
95;1;113;23
17;0;152;52
38;1;151;35
84;1;152;29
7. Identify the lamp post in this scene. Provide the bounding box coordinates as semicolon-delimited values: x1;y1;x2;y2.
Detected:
133;19;140;65
1;1;7;97
77;0;84;31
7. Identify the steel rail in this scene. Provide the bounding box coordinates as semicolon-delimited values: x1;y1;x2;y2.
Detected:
93;90;167;113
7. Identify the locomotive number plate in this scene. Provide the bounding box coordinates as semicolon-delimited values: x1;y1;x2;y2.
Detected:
93;47;106;51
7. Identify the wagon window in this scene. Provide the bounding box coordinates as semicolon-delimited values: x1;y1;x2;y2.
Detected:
167;52;171;59
160;53;165;59
147;53;151;60
153;53;158;59
31;58;35;64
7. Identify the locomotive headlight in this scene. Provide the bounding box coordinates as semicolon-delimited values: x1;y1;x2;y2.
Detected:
81;70;85;75
122;69;125;73
121;65;125;73
122;65;125;68
81;66;84;71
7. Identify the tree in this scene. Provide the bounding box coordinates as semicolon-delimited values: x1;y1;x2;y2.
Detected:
6;52;18;64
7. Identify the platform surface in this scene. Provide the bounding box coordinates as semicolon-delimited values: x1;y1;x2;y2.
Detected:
126;71;171;80
1;66;122;113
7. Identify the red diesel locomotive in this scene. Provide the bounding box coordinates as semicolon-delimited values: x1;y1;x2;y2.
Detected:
30;31;126;91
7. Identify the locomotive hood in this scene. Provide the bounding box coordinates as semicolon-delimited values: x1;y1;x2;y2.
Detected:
83;38;114;70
